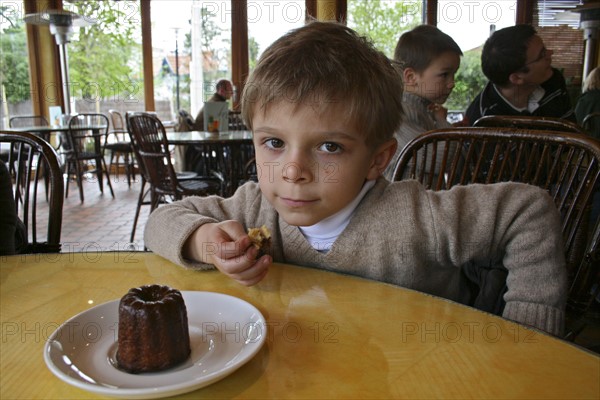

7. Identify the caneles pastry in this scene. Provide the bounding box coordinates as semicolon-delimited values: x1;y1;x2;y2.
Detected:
116;284;191;373
248;225;271;256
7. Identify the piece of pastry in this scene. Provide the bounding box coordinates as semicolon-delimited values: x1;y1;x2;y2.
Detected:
116;284;191;373
248;225;271;256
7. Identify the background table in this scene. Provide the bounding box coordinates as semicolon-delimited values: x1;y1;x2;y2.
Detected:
168;130;254;196
1;252;598;399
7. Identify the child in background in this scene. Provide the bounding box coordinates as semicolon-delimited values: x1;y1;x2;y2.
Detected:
144;22;566;337
384;25;462;180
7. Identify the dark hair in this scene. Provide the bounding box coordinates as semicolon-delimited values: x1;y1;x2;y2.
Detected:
481;24;537;86
393;24;463;72
215;79;231;91
241;21;404;147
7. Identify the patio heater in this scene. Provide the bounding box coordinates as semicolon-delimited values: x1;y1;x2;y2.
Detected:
23;10;95;116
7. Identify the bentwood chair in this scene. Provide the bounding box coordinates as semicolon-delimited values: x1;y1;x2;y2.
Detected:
473;115;586;134
392;127;600;338
63;113;115;203
582;112;600;138
126;112;223;242
0;131;63;253
105;109;135;187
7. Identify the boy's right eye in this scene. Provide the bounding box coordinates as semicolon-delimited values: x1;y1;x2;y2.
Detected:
264;138;284;149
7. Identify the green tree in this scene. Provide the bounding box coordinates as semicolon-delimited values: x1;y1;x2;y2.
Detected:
0;6;30;103
347;0;421;57
63;0;141;101
445;48;487;111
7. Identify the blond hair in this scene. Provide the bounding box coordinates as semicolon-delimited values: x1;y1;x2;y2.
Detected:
583;67;600;92
241;21;403;148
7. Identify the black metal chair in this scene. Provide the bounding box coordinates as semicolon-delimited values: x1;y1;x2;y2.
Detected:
0;131;63;253
105;109;135;187
63;113;115;203
126;112;223;242
9;115;49;129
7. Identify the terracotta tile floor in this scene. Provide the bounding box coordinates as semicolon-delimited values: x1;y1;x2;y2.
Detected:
37;170;148;252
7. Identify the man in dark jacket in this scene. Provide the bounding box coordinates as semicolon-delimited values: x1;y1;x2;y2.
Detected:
466;25;575;125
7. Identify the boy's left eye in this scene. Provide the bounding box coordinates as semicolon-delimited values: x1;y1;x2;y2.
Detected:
319;142;341;153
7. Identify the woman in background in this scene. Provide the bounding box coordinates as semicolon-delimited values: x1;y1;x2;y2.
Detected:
575;67;600;140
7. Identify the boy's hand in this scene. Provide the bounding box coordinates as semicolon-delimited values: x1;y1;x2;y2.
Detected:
183;221;271;286
428;103;449;125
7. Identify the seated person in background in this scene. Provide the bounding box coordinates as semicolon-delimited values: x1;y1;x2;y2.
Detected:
466;24;575;125
193;79;234;131
384;25;462;180
145;21;567;337
575;67;600;140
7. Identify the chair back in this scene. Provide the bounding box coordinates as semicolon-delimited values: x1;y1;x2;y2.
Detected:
0;131;63;253
126;112;179;195
474;115;586;134
228;111;247;131
9;115;49;128
65;113;109;157
582;111;600;137
393;127;600;318
107;109;129;141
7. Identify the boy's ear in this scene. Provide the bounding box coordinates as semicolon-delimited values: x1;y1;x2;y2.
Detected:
403;68;417;85
367;138;398;180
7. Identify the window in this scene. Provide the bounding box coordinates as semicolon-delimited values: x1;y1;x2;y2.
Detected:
247;0;305;70
437;0;516;112
347;0;423;57
0;0;33;129
61;1;144;118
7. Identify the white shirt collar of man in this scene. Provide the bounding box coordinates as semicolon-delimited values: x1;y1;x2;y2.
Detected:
493;84;546;113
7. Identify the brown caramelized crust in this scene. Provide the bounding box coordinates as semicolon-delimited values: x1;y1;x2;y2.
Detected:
116;285;191;373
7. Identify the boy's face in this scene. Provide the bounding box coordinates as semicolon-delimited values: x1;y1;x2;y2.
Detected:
252;101;393;227
404;51;461;104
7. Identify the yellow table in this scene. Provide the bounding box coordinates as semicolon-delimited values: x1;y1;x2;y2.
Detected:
1;252;599;399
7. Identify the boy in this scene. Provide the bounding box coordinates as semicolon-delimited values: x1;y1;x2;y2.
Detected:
466;24;575;125
384;25;462;180
145;22;567;336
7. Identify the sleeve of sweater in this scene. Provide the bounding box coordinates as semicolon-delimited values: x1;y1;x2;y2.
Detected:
424;182;567;336
143;182;275;269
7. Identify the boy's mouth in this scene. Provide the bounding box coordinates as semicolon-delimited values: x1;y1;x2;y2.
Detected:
279;197;318;208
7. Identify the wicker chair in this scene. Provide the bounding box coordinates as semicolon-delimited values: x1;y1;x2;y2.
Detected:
105;109;135;187
474;115;586;134
392;127;600;338
63;113;115;203
582;112;600;138
126;112;223;242
0;131;63;253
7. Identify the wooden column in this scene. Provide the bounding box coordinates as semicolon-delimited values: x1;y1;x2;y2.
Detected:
516;0;535;24
141;0;154;112
231;0;248;110
425;0;438;25
24;0;63;120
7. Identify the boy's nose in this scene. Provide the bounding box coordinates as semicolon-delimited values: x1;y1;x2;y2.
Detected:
282;152;314;183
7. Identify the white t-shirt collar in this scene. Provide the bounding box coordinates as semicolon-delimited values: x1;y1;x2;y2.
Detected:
299;179;376;252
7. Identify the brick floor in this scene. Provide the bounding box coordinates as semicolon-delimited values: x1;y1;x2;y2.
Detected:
36;169;148;252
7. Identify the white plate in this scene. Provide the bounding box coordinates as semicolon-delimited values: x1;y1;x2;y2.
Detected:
44;291;266;399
